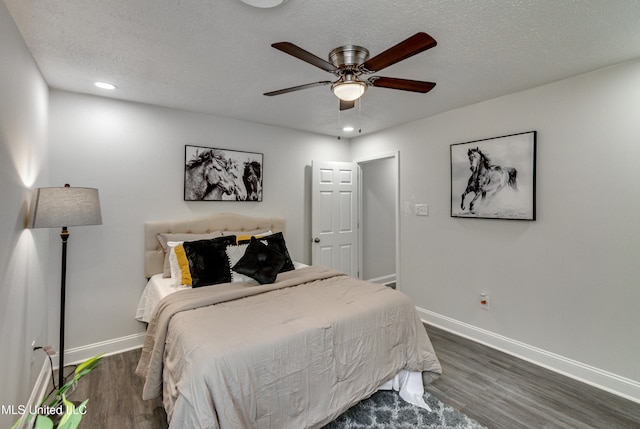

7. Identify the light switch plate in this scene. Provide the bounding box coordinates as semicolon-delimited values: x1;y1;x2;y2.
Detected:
415;204;429;216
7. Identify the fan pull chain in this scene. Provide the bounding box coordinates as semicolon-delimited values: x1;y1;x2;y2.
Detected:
357;99;362;134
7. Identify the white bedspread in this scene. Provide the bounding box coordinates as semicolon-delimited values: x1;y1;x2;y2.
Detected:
379;370;432;411
136;266;442;429
136;274;176;323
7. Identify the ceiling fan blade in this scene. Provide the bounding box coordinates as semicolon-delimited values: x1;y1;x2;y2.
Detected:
272;42;337;72
264;81;332;96
362;32;437;73
369;77;436;93
339;99;355;111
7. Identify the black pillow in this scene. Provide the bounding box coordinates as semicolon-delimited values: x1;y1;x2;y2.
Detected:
182;235;236;288
238;232;295;273
232;237;286;284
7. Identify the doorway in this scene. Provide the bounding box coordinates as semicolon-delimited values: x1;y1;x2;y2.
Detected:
357;152;399;288
310;153;399;286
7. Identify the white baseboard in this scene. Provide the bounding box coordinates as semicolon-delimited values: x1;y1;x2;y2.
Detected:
15;359;51;429
47;332;145;370
64;332;146;366
366;274;396;285
417;306;640;404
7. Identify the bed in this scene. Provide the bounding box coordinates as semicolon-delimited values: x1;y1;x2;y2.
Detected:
136;212;441;429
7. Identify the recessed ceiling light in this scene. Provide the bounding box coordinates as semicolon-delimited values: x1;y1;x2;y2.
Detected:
94;81;117;90
342;126;355;132
239;0;289;7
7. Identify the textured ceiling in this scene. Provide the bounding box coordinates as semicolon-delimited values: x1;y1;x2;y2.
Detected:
5;0;640;138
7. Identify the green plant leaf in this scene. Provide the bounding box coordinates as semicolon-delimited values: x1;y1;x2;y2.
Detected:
34;415;54;429
58;398;89;429
57;394;74;427
75;354;103;376
57;411;83;429
55;355;103;400
19;355;101;429
76;399;89;413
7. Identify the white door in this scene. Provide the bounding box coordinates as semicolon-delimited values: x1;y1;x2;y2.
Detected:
311;161;359;277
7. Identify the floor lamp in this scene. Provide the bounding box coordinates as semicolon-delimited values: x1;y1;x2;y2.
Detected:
29;184;102;390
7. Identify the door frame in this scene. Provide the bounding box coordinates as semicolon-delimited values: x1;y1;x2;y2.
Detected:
356;151;400;288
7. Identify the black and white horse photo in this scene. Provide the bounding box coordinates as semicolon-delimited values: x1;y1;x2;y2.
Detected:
451;132;536;220
460;147;518;212
184;146;263;201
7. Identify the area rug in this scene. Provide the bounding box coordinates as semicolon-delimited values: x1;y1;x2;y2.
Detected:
322;390;487;429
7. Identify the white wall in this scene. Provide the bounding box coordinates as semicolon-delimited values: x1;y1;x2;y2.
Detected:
47;90;351;351
351;59;640;399
0;3;50;427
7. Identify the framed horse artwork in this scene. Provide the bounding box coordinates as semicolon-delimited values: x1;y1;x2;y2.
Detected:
451;131;536;220
184;145;263;201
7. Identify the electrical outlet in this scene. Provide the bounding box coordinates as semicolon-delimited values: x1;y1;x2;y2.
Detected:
480;293;490;309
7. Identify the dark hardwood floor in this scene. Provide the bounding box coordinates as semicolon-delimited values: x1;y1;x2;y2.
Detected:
423;325;640;429
66;351;168;429
63;324;640;428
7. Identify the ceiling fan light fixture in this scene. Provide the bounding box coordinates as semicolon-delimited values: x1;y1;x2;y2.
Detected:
239;0;289;8
266;32;437;110
332;77;367;102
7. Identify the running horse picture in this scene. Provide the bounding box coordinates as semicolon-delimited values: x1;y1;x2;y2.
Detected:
184;145;263;201
450;131;536;220
461;147;518;212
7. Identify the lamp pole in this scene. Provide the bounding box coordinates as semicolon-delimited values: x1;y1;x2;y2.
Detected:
28;184;102;391
58;226;69;390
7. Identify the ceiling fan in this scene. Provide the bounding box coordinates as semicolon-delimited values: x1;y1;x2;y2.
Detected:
264;32;437;110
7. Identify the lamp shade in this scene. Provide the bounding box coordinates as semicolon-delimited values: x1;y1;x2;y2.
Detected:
29;187;102;229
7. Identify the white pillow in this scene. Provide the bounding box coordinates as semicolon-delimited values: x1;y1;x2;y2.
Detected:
158;231;223;277
167;241;191;288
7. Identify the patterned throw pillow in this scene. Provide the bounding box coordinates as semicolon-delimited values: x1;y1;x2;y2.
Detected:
232;237;286;284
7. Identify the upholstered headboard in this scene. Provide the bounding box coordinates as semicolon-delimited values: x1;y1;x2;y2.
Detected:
144;212;286;278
